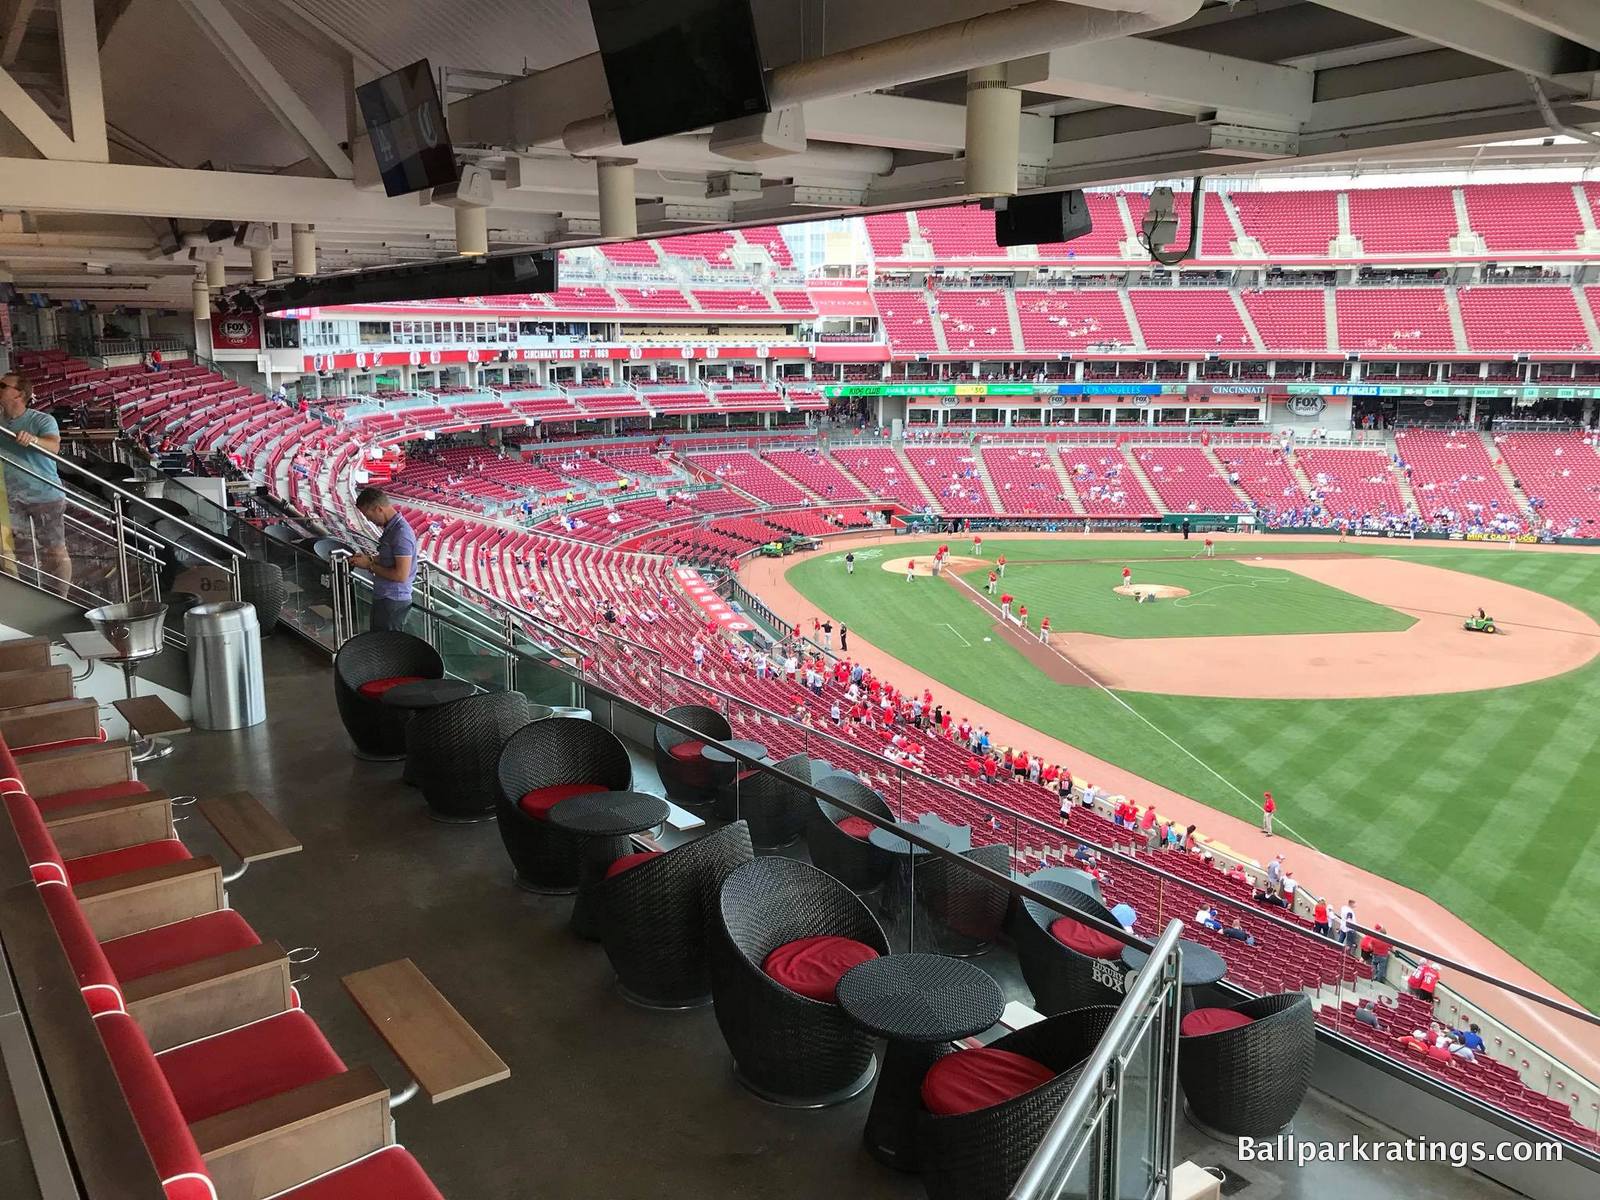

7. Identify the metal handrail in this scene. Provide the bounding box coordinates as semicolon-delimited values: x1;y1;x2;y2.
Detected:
0;425;245;564
1010;918;1185;1200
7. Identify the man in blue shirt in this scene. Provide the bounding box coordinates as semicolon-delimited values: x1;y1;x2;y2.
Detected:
1;372;71;595
350;487;416;632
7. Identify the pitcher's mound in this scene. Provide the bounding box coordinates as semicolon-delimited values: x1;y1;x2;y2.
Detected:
1114;584;1190;601
883;555;980;577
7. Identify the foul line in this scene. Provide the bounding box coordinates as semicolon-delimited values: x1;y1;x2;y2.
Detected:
941;622;971;647
949;571;1320;852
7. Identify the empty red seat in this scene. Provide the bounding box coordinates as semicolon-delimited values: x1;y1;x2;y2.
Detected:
1048;915;1124;959
836;816;874;839
276;1147;445;1200
32;779;151;814
604;851;661;880
1180;1007;1255;1037
762;935;880;1002
157;1010;345;1124
356;675;427;699
921;1047;1055;1116
518;782;607;820
102;909;260;982
66;839;190;886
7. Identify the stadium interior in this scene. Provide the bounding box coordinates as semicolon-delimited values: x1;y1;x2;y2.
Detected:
4;3;1600;1200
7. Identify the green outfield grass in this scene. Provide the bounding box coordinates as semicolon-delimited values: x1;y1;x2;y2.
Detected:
968;556;1413;639
787;538;1600;1011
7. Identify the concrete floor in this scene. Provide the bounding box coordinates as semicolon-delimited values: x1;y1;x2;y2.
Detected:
140;635;1522;1200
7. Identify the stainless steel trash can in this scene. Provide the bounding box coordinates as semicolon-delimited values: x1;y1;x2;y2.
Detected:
185;601;266;730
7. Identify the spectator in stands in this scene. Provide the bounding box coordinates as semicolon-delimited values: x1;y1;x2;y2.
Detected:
1407;958;1441;1000
1353;1000;1385;1031
1340;900;1358;954
349;488;417;632
1313;897;1331;937
1194;905;1222;932
1364;925;1393;984
0;372;71;597
1266;854;1284;892
1222;918;1256;946
1452;1021;1486;1058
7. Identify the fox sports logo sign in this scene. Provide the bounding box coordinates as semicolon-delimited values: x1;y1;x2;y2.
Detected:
1288;395;1327;417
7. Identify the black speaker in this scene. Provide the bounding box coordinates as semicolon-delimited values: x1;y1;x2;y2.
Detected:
994;191;1093;247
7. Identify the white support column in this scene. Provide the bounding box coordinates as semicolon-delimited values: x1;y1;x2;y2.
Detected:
964;65;1019;198
191;277;211;321
454;206;488;256
204;256;226;289
250;247;274;282
0;0;36;68
291;224;316;276
596;160;637;239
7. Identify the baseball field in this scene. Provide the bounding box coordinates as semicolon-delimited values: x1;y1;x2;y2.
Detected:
784;537;1600;1011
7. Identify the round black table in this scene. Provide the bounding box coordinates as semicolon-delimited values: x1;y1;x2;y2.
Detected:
379;678;481;711
704;740;769;820
1121;940;1228;1012
700;739;768;765
380;678;482;784
869;824;953;953
547;791;670;940
836;954;1005;1171
868;822;953;856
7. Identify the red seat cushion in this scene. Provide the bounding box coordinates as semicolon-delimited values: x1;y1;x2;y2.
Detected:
518;782;606;820
277;1146;444;1200
33;779;150;814
1048;915;1125;960
1180;1007;1256;1037
356;674;427;699
836;816;874;839
95;1013;214;1200
666;739;707;762
921;1047;1055;1116
157;1010;345;1124
604;850;661;880
762;935;879;1003
102;910;260;982
15;733;104;756
66;839;191;886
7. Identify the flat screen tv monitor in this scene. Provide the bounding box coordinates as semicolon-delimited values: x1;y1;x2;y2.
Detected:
588;0;770;145
356;58;460;198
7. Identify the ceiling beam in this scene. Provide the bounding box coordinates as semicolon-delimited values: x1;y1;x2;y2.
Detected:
177;0;353;180
0;0;36;68
1472;0;1600;51
0;60;78;158
803;92;1054;160
58;0;106;162
1316;0;1581;79
264;0;391;79
1008;39;1314;125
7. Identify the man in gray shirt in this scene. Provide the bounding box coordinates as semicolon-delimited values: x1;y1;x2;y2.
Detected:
1;373;71;595
351;488;417;631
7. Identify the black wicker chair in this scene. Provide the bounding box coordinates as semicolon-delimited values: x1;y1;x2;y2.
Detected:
1178;993;1314;1138
236;558;286;634
918;1006;1118;1200
709;856;890;1106
408;691;531;823
653;704;732;804
805;775;893;891
1013;880;1131;1014
598;820;755;1008
495;717;632;892
727;753;814;849
915;843;1014;956
332;631;444;759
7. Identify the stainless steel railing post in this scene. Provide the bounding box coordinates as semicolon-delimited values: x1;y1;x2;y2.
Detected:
111;494;132;604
